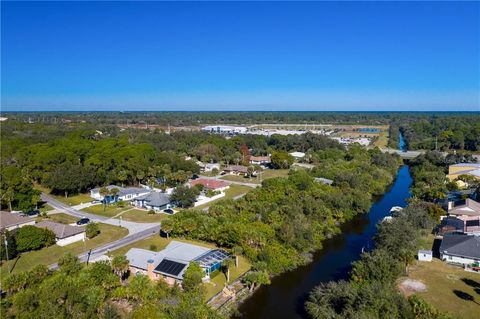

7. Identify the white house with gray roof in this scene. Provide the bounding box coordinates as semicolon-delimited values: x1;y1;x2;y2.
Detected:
126;241;229;285
35;221;86;246
90;185;150;203
440;234;480;265
132;192;173;211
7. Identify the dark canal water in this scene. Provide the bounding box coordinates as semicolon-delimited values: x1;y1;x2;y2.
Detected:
238;165;413;319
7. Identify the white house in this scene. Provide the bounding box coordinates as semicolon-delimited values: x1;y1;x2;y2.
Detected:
90;185;150;203
289;151;305;160
0;211;36;232
35;221;86;246
418;250;432;262
126;241;230;285
132;192;172;211
440;234;480;265
205;163;221;172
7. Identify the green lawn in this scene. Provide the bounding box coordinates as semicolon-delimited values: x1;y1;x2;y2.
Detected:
204;255;251;300
116;208;170;223
220;169;289;184
35;185;93;206
406;235;480;319
194;185;252;210
1;224;128;278
38;213;78;224
81;204;131;218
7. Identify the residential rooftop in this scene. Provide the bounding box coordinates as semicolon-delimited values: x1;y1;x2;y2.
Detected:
0;211;35;230
35;220;85;239
448;199;480;217
440;234;480;259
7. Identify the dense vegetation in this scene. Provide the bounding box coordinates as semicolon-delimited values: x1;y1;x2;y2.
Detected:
164;147;401;275
0;254;220;319
409;151;479;201
305;201;451;319
387;116;480;151
1;119;345;211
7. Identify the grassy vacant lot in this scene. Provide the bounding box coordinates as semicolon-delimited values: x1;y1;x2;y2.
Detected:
81;204;132;218
1;224;128;278
107;235;251;301
194;184;252;210
220;169;289;184
116;208;170;223
39;213;78;224
406;235;480;319
36;184;93;206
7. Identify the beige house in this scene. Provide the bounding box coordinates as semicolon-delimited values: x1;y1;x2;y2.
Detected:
447;163;480;187
0;211;36;232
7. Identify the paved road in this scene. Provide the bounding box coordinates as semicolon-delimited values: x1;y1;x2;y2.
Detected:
41;193;159;234
41;193;161;269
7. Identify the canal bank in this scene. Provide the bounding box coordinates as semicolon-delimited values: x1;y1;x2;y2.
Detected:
237;165;413;319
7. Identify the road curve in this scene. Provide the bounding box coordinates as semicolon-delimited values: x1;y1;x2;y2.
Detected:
41;193;161;269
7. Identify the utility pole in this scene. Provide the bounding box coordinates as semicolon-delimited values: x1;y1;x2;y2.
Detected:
86;249;92;266
3;234;10;273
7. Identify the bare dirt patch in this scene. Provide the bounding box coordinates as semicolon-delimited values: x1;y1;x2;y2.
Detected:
399;278;427;296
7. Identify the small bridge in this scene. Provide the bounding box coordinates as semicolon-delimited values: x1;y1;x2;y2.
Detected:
380;148;425;159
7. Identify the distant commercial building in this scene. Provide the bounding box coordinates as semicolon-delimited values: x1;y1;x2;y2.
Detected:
126;241;230;285
202;125;247;135
447;163;480;187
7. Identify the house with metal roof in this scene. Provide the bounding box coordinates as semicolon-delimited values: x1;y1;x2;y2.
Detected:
439;234;480;265
132;192;172;211
35;221;86;246
125;240;230;285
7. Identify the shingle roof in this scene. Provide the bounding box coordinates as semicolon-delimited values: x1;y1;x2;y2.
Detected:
448;199;480;217
440;235;480;259
450;163;480;168
224;165;248;173
134;192;171;207
0;211;35;230
91;185;148;197
35;221;85;239
250;156;271;162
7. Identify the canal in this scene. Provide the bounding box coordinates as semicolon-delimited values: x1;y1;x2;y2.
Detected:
238;165;413;319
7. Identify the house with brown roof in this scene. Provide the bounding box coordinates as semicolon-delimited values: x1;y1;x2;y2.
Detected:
249;155;271;166
0;211;36;232
445;199;480;235
190;178;230;192
35;221;86;246
223;165;248;175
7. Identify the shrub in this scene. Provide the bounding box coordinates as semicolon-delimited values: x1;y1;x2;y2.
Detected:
85;222;100;239
15;226;56;252
148;210;155;215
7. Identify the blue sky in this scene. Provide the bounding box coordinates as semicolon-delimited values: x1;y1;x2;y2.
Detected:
1;1;479;111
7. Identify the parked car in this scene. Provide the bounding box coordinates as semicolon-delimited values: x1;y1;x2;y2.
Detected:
191;174;199;180
163;209;174;215
23;210;40;217
76;218;90;225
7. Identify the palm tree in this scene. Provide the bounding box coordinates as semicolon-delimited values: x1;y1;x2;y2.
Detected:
2;188;14;212
99;187;109;212
111;255;129;282
232;246;243;268
222;258;234;283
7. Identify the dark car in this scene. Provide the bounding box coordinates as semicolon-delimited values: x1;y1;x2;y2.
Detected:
191;174;199;180
76;218;90;225
24;210;40;217
163;209;175;215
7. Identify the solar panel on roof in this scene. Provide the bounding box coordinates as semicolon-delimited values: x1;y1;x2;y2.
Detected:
154;259;187;276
